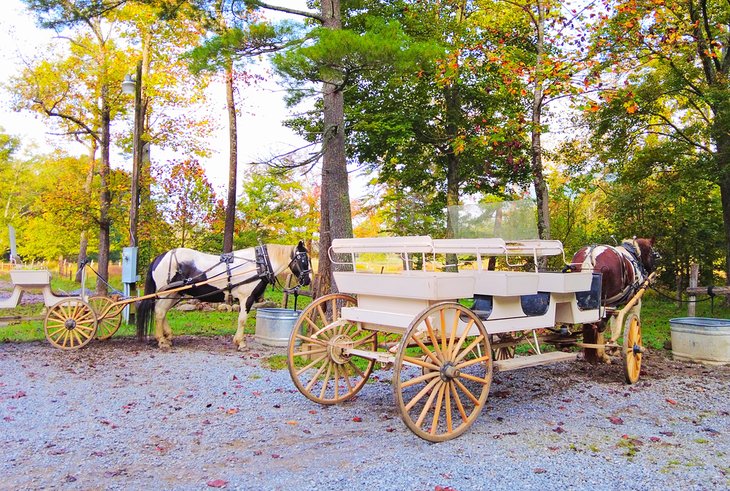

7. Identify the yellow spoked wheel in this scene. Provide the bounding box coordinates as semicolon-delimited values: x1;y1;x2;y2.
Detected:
89;296;123;340
622;313;643;384
287;293;377;405
393;302;492;442
44;298;98;350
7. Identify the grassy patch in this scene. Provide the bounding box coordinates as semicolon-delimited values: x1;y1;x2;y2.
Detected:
263;354;288;370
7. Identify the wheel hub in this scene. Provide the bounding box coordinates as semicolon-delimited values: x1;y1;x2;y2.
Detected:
65;319;76;330
328;334;354;364
440;362;460;382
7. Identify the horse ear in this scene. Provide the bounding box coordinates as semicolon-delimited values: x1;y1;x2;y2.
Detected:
297;240;305;250
649;237;656;246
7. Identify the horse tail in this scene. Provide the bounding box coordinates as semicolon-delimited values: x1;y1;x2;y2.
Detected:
136;253;164;341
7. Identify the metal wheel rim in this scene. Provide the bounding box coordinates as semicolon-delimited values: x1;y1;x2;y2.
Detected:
287;293;376;405
44;299;98;350
393;302;492;442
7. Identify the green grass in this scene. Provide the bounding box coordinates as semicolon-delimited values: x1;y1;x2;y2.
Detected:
2;273;727;352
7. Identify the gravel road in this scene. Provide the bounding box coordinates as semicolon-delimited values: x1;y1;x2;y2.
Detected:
1;335;728;491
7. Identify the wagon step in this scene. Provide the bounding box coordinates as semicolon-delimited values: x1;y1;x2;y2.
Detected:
494;351;578;372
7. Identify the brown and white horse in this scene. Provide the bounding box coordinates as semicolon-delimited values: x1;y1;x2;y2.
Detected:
136;242;310;350
570;238;659;362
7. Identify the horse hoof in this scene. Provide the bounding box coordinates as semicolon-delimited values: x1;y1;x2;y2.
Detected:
237;343;248;351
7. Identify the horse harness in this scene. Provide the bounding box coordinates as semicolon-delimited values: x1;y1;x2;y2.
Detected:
164;246;278;301
583;241;645;306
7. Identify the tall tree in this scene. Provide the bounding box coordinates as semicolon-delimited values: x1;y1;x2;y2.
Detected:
330;1;530;242
16;2;130;293
234;0;352;296
186;2;292;255
587;0;730;282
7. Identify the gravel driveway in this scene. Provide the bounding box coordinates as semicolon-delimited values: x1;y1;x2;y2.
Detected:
1;335;728;490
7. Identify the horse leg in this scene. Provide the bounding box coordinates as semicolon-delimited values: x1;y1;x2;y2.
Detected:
154;297;177;350
232;308;249;350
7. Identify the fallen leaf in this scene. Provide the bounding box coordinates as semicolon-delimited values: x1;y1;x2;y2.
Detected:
666;398;677;405
552;427;565;434
659;431;674;437
226;408;239;415
608;417;624;425
534;468;547;474
650;437;661;442
308;410;317;414
11;391;26;399
286;420;298;426
207;479;228;488
352;416;362;422
271;454;281;459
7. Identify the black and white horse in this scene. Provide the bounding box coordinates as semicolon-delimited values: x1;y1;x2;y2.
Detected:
136;241;310;350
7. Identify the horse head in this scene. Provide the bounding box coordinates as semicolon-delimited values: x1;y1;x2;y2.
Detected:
289;240;311;287
626;237;659;274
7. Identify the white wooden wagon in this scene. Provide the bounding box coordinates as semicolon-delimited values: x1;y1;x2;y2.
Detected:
286;235;652;441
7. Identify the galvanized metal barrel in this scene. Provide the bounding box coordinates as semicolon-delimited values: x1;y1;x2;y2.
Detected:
255;308;302;347
669;317;730;365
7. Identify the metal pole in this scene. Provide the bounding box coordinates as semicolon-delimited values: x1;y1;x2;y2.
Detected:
129;59;143;250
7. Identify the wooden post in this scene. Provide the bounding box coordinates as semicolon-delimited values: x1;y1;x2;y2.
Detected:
688;263;698;317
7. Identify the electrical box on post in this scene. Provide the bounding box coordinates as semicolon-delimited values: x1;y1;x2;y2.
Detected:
122;246;139;283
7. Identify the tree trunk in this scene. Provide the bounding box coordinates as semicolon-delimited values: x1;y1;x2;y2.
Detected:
531;0;551;242
444;83;461;271
711;104;730;288
75;142;96;283
720;174;730;286
223;60;238;253
96;87;111;295
315;0;353;297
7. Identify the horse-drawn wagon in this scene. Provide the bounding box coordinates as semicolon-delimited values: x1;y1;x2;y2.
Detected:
1;242;311;351
286;235;656;441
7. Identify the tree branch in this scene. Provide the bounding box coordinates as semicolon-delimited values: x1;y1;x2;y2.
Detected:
243;0;324;22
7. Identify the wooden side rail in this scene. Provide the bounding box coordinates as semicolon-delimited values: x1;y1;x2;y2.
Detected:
504;240;565;257
330;235;434;254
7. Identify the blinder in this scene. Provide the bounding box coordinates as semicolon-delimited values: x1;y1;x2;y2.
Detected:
291;248;311;287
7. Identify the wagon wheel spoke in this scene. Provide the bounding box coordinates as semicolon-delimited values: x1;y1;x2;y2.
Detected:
394;303;492;442
414;380;443;429
89;296;123;341
44;299;97;350
287;294;376;405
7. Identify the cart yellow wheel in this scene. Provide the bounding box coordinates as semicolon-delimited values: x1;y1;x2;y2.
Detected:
287;293;377;404
394;302;492;442
491;332;518;360
89;296;123;340
44;298;98;350
622;313;643;384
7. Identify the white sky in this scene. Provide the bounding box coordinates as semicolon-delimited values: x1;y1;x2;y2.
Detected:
0;0;360;199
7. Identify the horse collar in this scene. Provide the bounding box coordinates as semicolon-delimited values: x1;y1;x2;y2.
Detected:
255;245;276;284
